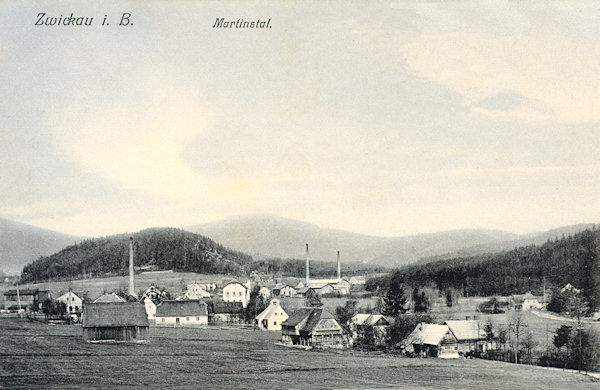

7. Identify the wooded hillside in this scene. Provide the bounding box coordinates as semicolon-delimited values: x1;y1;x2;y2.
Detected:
21;228;253;282
367;229;600;311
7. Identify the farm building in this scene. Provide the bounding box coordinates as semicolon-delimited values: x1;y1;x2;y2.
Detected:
3;288;50;310
255;299;289;331
155;300;208;327
350;314;391;347
222;280;251;308
296;278;351;296
82;302;149;342
444;320;486;353
208;300;244;323
402;323;459;358
281;308;347;348
57;290;84;315
93;292;126;303
512;293;544;311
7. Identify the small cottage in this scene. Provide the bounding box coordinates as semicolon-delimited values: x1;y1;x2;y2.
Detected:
143;297;157;323
402;323;459;358
444;320;485;354
281;308;346;348
350;313;391;347
155;300;208;327
255;299;289;331
82;302;149;342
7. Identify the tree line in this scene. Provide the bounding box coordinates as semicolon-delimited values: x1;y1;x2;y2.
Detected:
21;228;253;282
366;229;600;311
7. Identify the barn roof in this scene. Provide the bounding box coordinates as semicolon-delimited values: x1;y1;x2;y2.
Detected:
82;302;149;328
4;288;40;296
404;323;452;346
445;320;483;341
156;300;208;317
282;308;314;327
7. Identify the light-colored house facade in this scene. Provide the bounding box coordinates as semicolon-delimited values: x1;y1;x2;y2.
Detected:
143;297;157;322
57;290;83;315
155;300;208;327
282;308;347;348
222;281;250;308
403;323;460;358
256;299;289;331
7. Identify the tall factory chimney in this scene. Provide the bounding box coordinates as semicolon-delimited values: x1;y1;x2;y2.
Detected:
128;237;135;297
305;243;310;286
337;250;341;280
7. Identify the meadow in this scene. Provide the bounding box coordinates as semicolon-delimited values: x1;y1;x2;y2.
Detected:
0;319;597;389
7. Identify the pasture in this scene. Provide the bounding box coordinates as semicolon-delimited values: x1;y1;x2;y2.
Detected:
0;319;597;389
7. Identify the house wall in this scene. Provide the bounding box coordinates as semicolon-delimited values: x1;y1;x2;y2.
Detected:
58;293;83;314
155;315;208;327
223;284;249;308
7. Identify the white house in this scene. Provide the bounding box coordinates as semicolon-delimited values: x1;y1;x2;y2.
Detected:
274;284;297;297
155;300;208;327
259;286;271;300
179;282;211;300
143;297;157;322
57;290;83;315
222;280;250;308
255;299;289;331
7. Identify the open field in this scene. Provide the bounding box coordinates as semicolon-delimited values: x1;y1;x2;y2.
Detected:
0;319;597;389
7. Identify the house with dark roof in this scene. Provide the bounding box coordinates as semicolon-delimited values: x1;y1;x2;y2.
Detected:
3;288;50;310
207;300;244;323
281;308;347;348
155;300;208;327
82;302;149;342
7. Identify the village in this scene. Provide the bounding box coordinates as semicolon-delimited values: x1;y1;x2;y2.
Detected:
2;237;592;367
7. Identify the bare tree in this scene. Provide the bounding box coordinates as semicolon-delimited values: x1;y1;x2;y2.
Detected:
508;312;528;363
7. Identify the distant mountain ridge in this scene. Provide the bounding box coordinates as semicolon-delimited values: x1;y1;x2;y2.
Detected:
187;214;596;267
0;218;83;274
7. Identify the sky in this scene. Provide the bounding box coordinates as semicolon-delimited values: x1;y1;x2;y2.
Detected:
1;1;600;238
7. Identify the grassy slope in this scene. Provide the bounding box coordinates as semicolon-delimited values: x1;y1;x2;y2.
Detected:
0;320;597;389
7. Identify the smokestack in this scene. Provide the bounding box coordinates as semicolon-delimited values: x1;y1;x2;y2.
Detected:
337;250;341;280
305;243;310;285
129;237;135;297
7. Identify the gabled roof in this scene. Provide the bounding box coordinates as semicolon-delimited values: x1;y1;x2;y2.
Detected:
303;308;337;332
404;323;452;346
282;308;314;327
82;302;149;328
155;300;208;317
93;293;126;303
57;291;84;301
256;300;287;322
353;313;390;326
444;320;482;341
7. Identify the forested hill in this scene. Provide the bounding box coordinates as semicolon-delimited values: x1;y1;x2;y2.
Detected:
21;228;253;283
369;229;600;311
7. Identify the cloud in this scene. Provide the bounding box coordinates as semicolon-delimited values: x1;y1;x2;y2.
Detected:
401;31;600;122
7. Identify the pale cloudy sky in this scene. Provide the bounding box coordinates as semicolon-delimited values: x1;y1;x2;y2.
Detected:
1;1;599;237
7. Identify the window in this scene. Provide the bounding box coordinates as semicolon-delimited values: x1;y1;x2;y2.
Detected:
226;292;229;297
274;321;277;325
186;317;190;321
196;317;200;321
162;318;165;322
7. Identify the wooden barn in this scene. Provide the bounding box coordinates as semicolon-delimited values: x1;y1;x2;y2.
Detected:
281;308;347;348
82;302;149;342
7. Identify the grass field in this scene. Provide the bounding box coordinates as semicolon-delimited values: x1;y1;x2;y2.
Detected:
0;319;597;389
